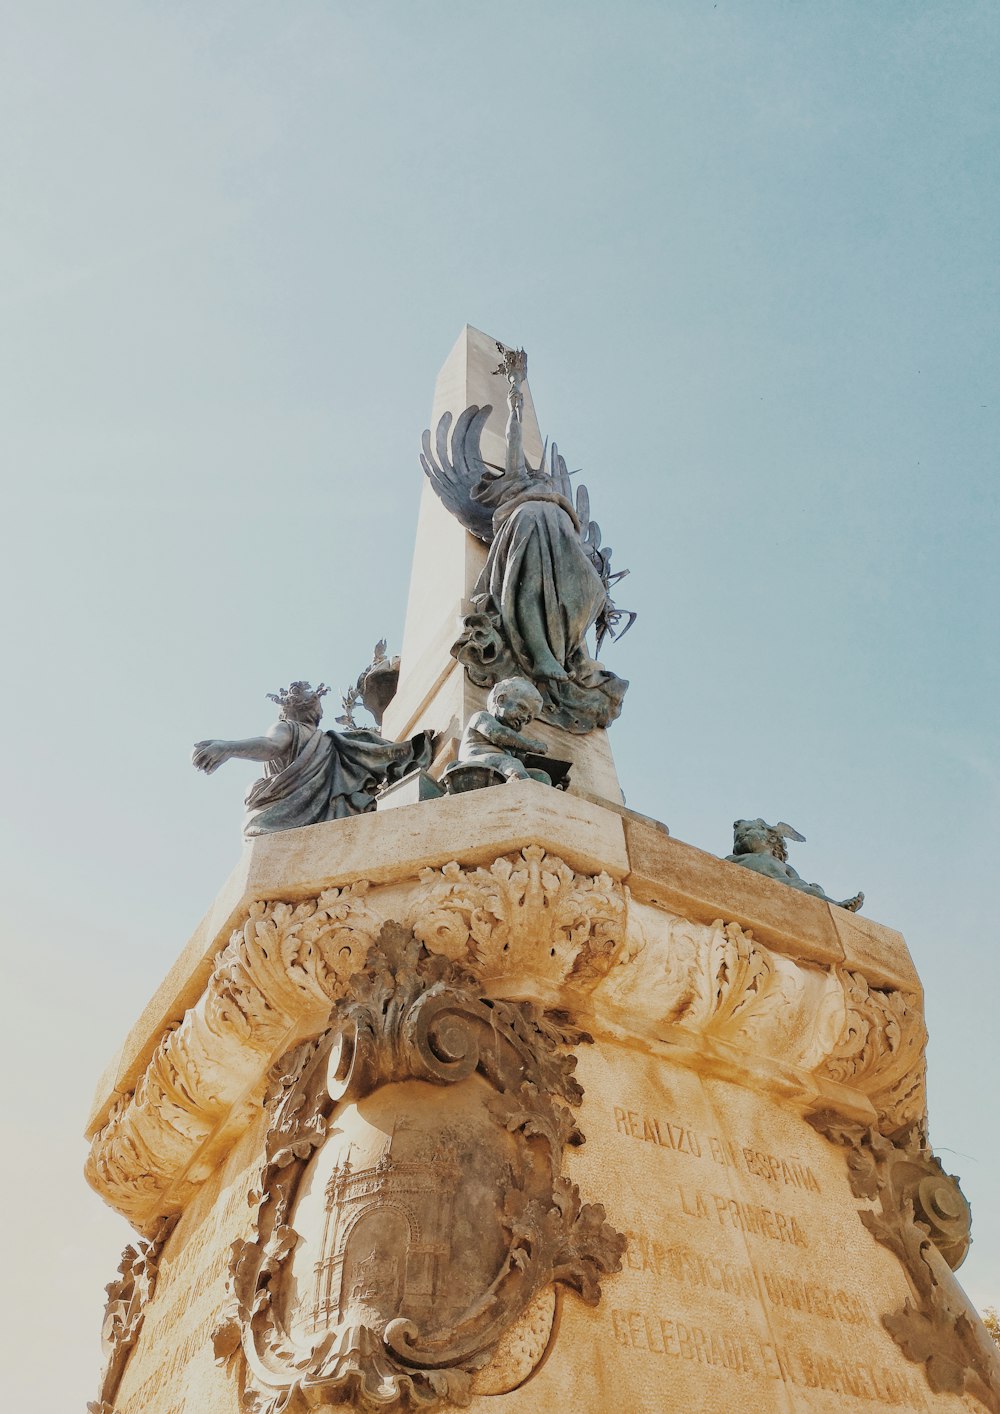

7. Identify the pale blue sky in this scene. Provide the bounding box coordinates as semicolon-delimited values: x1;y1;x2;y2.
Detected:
1;3;997;1408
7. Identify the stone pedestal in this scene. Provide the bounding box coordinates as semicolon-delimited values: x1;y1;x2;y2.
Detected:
85;786;998;1413
85;329;998;1412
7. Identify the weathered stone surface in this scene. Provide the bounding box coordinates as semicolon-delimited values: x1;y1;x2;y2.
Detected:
209;926;624;1412
92;1035;978;1413
624;814;847;966
86;802;993;1411
86;786;629;1139
828;906;921;993
86;826;929;1234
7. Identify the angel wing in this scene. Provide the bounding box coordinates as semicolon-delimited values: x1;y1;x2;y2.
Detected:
420;404;496;542
549;442;637;654
549;441;573;502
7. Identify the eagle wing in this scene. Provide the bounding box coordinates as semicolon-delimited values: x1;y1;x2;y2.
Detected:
420;404;496;543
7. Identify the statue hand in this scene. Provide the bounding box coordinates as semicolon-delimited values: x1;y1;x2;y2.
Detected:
192;740;229;774
525;736;548;754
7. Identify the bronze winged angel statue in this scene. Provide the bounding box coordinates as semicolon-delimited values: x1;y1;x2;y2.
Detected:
421;345;634;733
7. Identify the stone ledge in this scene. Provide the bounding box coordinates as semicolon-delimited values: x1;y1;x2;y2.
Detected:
243;775;629;893
86;784;628;1137
622;814;920;990
86;790;924;1213
86;836;928;1231
87;792;920;1140
828;904;920;992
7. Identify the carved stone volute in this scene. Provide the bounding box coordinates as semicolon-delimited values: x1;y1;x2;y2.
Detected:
808;1111;998;1410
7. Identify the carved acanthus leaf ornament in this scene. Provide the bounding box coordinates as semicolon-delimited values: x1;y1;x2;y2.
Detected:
86;856;929;1230
212;924;625;1412
87;1216;176;1414
808;1111;1000;1411
86;852;627;1227
411;843;627;985
606;904;927;1134
822;967;928;1137
86;883;383;1225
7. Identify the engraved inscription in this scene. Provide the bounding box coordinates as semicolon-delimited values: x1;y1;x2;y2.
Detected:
621;1231;869;1326
624;1232;757;1298
612;1107;822;1193
609;1307;929;1408
759;1269;868;1327
613;1106;701;1156
116;1321;216;1414
677;1185;808;1246
708;1135;821;1193
112;1177;254;1414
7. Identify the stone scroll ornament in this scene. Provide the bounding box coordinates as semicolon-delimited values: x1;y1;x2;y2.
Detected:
808;1111;1000;1411
421;345;635;734
212;923;626;1411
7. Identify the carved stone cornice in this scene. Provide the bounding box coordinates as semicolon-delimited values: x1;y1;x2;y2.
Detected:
821;966;928;1138
85;883;385;1226
410;843;627;985
212;924;625;1411
86;851;928;1230
604;903;927;1135
808;1111;1000;1411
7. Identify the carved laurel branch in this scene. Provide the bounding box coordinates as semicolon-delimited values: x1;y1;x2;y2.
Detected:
808;1111;1000;1411
86;1215;177;1414
213;924;626;1413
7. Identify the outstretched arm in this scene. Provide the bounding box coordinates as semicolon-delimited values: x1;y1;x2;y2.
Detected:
192;720;294;775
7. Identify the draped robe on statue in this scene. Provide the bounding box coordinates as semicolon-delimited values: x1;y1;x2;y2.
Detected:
472;483;607;682
243;721;433;837
456;471;627;732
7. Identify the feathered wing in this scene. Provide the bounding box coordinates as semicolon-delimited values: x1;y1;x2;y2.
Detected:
549;441;574;502
420;404;496;542
551;444;637;654
550;443;602;572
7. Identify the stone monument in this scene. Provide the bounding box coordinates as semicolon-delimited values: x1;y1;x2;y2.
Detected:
86;326;1000;1413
